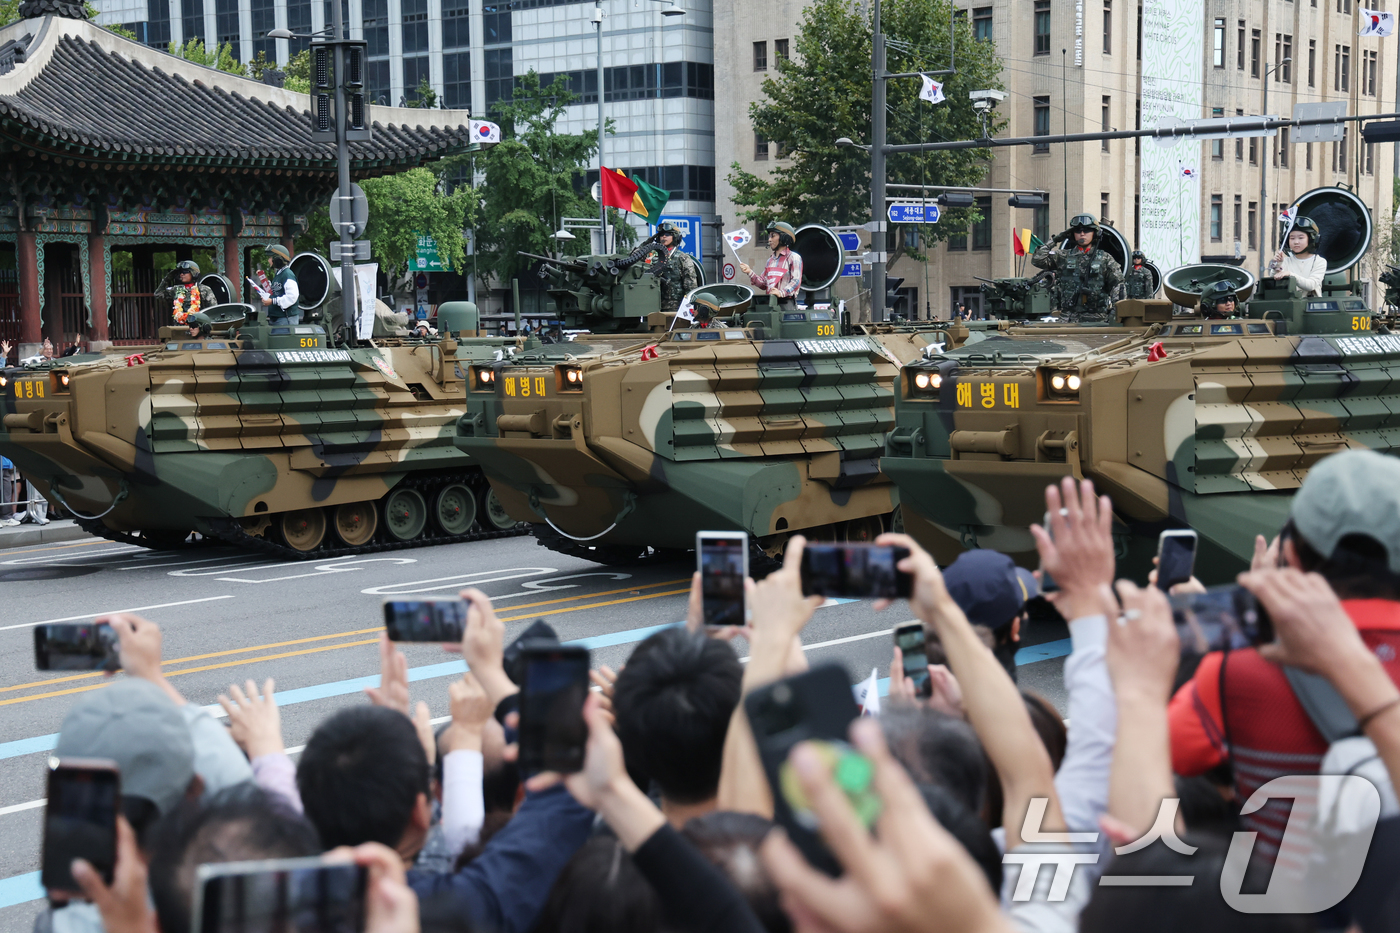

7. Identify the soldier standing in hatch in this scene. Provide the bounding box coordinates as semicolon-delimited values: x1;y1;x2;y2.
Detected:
654;221;700;314
740;221;804;310
1199;281;1240;320
1124;250;1155;299
159;260;216;326
1030;213;1123;323
262;245;301;325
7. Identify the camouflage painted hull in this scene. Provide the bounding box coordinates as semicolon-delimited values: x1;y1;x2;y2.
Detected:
455;330;937;560
883;325;1394;581
1;328;523;556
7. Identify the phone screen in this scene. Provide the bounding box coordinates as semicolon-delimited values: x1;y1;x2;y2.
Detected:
894;624;930;697
195;860;367;933
518;646;591;775
699;535;748;626
1156;532;1199;591
41;760;120;892
382;600;467;642
1170;586;1274;657
34;624;119;672
799;544;912;599
1038;511;1061;593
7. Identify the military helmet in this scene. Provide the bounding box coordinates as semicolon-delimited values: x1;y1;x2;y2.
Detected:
1290;216;1321;252
1201;280;1239;313
767;221;797;249
1131;250;1146;264
267;244;292;265
185;312;213;337
690;291;723;322
175;260;200;278
656;221;682;244
1068;213;1100;233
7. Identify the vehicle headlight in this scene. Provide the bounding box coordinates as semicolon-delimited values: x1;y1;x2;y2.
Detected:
909;369;941;398
472;366;496;390
557;365;585;390
0;374;8;388
1051;374;1066;391
1067;374;1081;391
1044;369;1082;400
914;373;931;389
59;374;70;387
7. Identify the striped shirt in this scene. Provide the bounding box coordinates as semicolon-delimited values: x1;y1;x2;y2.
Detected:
748;248;803;298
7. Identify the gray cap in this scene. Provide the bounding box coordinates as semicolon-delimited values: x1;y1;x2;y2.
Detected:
1291;449;1400;573
55;679;195;816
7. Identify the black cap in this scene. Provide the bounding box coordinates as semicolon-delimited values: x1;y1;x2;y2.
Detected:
942;550;1037;630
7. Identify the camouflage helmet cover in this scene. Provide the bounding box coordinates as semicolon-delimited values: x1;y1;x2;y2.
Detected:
1131;250;1146;263
175;260;200;278
185;312;213;336
690;291;723;321
1066;213;1100;244
656;221;682;243
1201;280;1239;311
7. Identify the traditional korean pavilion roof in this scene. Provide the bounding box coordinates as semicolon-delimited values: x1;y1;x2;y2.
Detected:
0;11;483;174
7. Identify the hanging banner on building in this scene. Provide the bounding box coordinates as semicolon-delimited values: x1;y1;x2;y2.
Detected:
1140;0;1203;267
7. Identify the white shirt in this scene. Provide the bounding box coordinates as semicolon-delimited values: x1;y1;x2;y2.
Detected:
1277;252;1328;296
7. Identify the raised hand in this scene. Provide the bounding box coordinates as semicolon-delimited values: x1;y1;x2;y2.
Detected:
218;678;285;759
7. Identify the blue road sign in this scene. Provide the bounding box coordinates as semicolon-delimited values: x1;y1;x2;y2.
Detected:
654;215;703;261
841;261;862;277
887;203;940;224
838;232;861;251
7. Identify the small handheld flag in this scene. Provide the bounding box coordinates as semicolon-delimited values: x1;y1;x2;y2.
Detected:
918;74;946;104
1360;8;1395;36
1278;206;1299;243
723;228;753;262
856;668;881;716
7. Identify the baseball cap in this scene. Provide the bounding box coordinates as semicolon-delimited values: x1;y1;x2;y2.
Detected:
942;549;1037;630
1290;449;1400;573
55;679;195;816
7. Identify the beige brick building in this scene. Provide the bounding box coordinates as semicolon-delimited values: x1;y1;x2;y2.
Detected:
715;0;1396;319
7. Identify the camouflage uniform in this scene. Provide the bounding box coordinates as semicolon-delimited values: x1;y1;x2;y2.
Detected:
658;246;700;314
1124;264;1154;299
1031;243;1123;322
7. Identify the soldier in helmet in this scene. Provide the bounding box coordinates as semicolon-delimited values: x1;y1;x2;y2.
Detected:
159;260;216;325
185;312;214;339
739;221;804;310
1030;213;1124;322
1199;281;1240;320
262;244;301;325
654;221;701;315
689;291;724;328
1270;216;1328;297
1124;250;1155;299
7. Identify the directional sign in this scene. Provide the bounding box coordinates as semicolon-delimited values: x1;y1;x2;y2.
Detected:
841;261;862;277
329;184;369;238
838;232;861;251
655;215;703;262
887;202;940;224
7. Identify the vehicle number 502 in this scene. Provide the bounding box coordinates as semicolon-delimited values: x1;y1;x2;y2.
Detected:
1352;316;1371;331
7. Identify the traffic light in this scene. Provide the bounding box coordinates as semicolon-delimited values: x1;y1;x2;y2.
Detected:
311;43;334;141
1008;194;1048;208
936;192;975;208
343;41;370;140
886;276;908;317
309;40;372;143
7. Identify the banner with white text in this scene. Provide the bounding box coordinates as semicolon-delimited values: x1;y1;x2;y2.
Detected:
1140;0;1203;267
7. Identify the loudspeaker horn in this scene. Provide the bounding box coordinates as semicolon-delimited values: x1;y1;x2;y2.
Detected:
793;224;846;292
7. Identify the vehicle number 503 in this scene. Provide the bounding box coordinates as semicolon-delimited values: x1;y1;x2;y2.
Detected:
815;324;836;336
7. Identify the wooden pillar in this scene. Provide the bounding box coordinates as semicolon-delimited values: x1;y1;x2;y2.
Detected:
223;235;241;294
282;235;296;257
16;231;40;352
88;234;109;345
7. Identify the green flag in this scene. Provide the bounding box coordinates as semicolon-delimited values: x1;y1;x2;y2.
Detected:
1029;233;1044;251
629;174;670;224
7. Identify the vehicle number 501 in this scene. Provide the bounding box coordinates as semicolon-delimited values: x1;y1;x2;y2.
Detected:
299;337;320;347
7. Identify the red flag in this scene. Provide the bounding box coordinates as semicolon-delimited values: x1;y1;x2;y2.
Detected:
600;168;639;212
1012;228;1032;257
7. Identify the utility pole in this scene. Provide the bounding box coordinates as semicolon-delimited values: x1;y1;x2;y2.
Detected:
594;0;607;252
1260;58;1289;280
869;0;887;322
332;0;356;341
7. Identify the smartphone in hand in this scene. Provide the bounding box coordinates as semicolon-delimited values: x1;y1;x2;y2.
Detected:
697;531;748;626
34;624;119;672
193;857;368;933
1155;530;1199;591
1170;586;1273;656
41;758;120;893
1038;510;1064;593
382;599;467;642
745;664;864;876
799;544;912;600
517;642;591;775
893;623;931;698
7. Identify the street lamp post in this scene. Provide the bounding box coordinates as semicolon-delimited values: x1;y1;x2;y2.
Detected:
1261;57;1291;280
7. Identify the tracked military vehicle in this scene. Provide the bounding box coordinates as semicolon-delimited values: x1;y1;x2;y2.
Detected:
455;226;949;564
882;186;1398;581
0;257;524;557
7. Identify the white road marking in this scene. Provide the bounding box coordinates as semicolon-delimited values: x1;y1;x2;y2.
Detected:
0;596;237;633
360;567;559;596
215;556;420;584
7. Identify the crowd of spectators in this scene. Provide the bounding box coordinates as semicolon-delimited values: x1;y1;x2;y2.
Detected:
34;448;1400;933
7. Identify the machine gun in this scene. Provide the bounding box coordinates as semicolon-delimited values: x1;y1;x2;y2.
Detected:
517;243;667;332
976;273;1053;319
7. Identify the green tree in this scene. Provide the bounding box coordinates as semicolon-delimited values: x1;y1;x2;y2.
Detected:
728;0;1003;251
166;38;246;75
1;1;136;35
282;48;310;93
447;71;632;286
406;76;439;109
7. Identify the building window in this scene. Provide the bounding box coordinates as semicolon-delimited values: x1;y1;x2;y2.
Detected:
1336;44;1350;91
774;39;789;63
1234;195;1242;242
1306;142;1313;170
753;41;767;71
442;51;470;108
1033;96;1050;151
1211;107;1224;159
1308;39;1316;86
1136;2;1141;60
284;0;310;55
1235;108;1244;160
482;4;510;44
215;0;238;60
974;6;992;41
367;60;390;102
1249;136;1257;165
1210;195;1223;241
1033;204;1050;242
1034;1;1051;55
181;0;204;43
1335;126;1349;172
403;55;429;100
1248;202;1257;250
1279;129;1289;167
1251;29;1260;77
1279;35;1291;81
1338;0;1351;11
1366;140;1374;175
971;197;993;250
401;0;428;54
1365;49;1377;95
442;0;469;50
250;0;275;60
1102;0;1111;54
754;132;768;161
484;46;513;109
1101;192;1110;226
1237;20;1245;70
363;0;389;57
1213;17;1225;67
1101;96;1111;151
